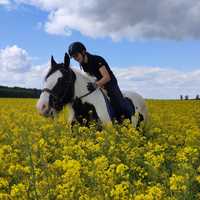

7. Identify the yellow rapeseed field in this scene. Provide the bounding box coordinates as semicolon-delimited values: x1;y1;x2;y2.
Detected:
0;98;200;200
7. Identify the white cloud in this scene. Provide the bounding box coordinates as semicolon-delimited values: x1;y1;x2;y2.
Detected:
114;67;200;99
0;0;10;5
14;0;200;40
0;62;48;89
0;45;48;89
0;45;32;73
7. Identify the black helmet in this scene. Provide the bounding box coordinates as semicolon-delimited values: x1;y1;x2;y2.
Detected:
68;42;86;57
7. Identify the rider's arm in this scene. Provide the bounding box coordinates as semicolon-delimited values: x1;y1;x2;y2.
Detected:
96;66;111;87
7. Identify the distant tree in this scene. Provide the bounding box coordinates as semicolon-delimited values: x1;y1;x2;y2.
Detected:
185;95;189;100
196;94;200;100
0;85;41;98
180;95;183;100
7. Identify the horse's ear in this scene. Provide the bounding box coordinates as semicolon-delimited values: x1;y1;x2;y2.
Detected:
51;56;57;67
64;53;70;68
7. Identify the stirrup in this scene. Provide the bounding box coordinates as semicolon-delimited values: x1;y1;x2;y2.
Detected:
131;112;139;128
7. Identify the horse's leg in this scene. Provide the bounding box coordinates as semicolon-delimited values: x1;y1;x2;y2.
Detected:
66;103;75;124
92;100;112;125
84;90;112;125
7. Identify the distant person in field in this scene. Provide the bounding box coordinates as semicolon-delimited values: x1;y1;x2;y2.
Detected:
68;41;137;122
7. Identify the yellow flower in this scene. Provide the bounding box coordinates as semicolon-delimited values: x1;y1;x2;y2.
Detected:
10;183;27;198
116;163;129;176
0;178;9;190
94;155;109;171
78;126;89;134
170;174;187;192
0;193;10;200
196;175;200;183
111;181;129;200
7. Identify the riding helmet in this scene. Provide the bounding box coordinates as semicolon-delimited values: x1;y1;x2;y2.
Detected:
68;42;86;57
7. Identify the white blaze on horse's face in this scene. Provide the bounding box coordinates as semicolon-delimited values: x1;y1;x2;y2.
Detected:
36;70;63;117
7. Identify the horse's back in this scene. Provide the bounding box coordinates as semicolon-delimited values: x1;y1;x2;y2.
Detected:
123;91;148;122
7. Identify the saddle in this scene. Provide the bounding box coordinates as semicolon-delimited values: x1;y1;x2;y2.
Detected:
100;89;135;121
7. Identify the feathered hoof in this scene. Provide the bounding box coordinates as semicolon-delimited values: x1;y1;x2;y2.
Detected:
131;112;140;128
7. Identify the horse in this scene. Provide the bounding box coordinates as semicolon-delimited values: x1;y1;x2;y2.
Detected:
36;54;148;127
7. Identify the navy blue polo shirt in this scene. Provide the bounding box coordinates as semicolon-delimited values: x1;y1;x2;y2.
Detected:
81;52;117;87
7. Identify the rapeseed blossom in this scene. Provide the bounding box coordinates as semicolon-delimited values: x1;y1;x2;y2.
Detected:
0;98;200;199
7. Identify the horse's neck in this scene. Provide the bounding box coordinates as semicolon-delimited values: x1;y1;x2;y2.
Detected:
72;69;95;98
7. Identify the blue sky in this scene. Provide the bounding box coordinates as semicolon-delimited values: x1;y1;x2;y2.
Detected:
1;1;200;99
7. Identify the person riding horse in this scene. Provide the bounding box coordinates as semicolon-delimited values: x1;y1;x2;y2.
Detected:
68;41;138;123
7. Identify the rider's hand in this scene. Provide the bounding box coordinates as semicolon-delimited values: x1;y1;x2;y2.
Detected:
87;82;98;92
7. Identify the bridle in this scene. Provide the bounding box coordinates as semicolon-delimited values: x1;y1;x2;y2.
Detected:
42;87;67;111
42;68;75;111
42;68;96;111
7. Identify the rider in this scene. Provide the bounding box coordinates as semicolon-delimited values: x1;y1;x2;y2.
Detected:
68;41;138;125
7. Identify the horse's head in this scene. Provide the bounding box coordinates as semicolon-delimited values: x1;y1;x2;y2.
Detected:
36;53;76;117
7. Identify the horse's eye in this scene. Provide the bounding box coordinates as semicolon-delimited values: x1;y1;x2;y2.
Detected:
42;104;46;110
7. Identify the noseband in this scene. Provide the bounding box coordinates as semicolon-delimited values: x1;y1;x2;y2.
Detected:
42;88;64;110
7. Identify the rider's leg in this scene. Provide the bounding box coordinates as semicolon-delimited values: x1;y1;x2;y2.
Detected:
106;82;134;119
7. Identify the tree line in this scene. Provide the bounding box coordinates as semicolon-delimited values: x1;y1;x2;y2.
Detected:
0;85;41;98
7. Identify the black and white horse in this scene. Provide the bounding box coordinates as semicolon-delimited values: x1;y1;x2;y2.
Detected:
36;54;148;126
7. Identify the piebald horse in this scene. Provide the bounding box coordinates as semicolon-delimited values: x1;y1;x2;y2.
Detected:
36;54;148;127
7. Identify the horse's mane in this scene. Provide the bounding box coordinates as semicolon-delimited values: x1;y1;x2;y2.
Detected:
71;67;96;83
